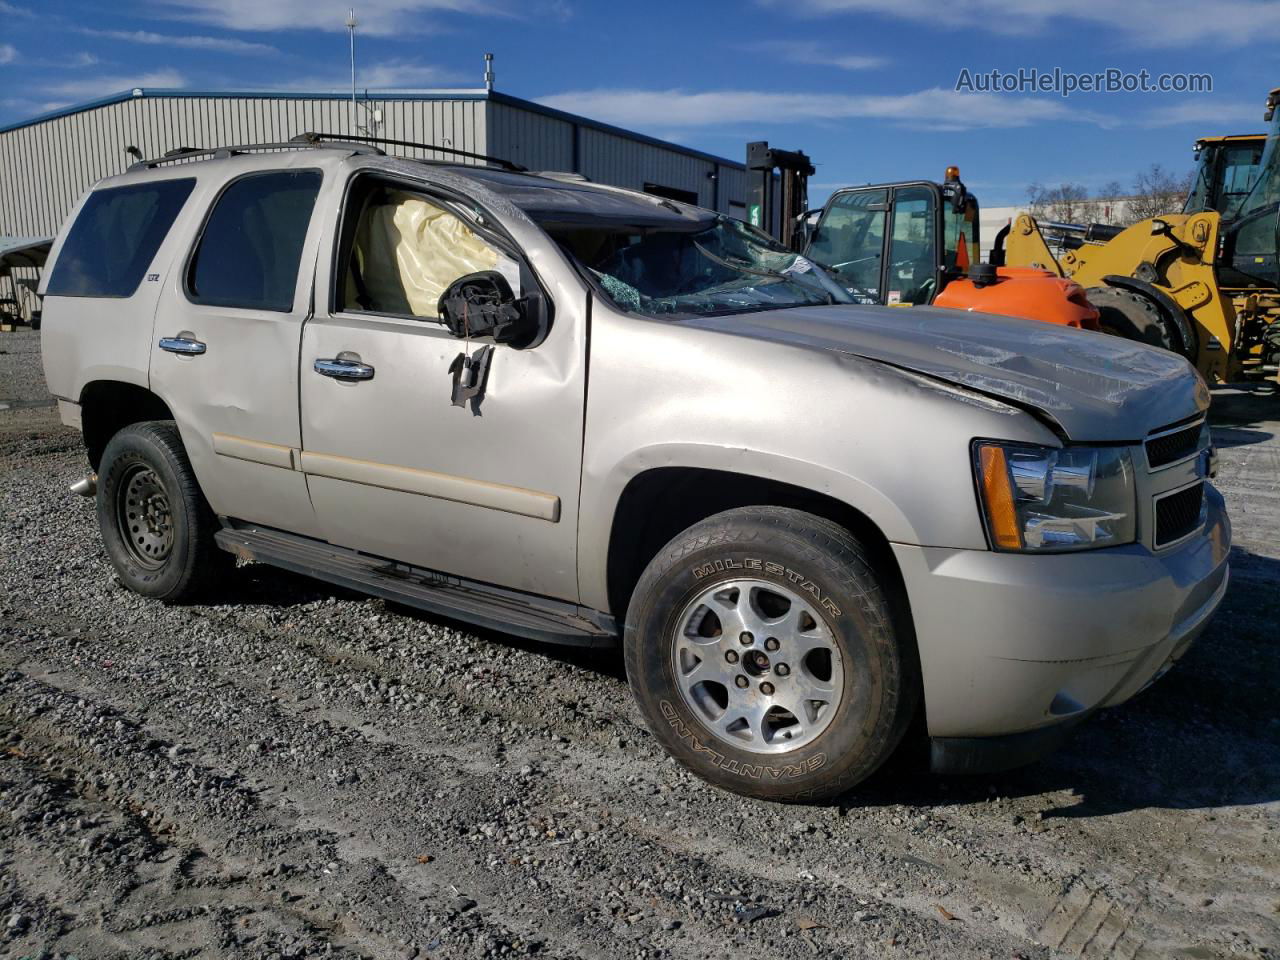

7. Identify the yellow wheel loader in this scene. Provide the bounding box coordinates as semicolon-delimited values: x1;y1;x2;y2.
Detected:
994;89;1280;384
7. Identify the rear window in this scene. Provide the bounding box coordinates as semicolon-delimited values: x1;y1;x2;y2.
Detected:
45;178;195;298
187;170;322;312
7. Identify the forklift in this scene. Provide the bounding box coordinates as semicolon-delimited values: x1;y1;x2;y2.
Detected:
745;143;1099;330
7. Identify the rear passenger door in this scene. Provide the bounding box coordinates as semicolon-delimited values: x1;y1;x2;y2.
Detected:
150;165;326;537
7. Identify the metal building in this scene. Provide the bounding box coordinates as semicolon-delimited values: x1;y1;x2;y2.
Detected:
0;87;748;238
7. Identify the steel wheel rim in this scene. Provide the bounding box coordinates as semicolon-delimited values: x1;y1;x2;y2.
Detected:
671;578;845;754
116;463;174;569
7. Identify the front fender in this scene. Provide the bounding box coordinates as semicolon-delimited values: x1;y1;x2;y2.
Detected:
576;442;921;612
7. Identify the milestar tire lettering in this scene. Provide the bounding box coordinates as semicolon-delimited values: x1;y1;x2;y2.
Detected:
689;556;841;618
659;701;827;780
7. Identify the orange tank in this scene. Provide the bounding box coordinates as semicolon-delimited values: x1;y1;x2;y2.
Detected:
933;266;1100;330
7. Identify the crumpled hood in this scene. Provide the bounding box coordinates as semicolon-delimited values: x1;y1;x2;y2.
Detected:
687;304;1208;441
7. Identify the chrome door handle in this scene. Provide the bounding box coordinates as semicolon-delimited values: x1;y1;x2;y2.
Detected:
158;336;206;355
314;357;375;380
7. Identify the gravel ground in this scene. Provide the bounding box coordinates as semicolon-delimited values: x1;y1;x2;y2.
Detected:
1;328;1277;960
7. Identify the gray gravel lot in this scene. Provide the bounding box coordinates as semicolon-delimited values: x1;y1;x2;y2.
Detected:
1;328;1277;960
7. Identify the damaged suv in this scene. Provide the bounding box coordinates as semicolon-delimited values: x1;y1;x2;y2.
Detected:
39;139;1230;801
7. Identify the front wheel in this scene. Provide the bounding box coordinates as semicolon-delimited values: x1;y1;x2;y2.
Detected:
624;506;917;802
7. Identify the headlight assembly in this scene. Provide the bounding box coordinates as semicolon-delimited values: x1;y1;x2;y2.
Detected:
973;441;1136;552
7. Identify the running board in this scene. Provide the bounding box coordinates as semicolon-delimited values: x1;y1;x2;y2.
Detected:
214;523;618;648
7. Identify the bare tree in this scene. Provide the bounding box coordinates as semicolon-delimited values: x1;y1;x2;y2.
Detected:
1026;181;1091;223
1080;181;1127;226
1126;164;1193;223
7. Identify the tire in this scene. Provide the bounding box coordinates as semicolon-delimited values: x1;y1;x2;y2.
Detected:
96;420;230;602
1087;286;1187;357
624;506;918;803
1264;321;1280;367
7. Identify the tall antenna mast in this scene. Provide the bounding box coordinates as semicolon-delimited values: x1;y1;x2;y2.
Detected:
345;8;358;132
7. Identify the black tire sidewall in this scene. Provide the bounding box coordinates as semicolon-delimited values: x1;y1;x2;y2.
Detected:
96;424;202;601
1088;286;1186;357
625;513;904;802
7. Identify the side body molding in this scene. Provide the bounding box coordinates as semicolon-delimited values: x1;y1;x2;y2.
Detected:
299;451;562;522
210;432;561;522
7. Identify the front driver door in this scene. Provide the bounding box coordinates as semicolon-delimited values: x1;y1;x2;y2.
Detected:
298;173;587;602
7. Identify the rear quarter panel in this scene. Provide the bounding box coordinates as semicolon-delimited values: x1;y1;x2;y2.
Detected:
39;169;208;405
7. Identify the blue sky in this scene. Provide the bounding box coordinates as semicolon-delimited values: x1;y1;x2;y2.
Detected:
0;0;1273;205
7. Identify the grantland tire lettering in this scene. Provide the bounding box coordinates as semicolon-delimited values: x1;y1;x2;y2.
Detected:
690;557;841;617
659;700;827;779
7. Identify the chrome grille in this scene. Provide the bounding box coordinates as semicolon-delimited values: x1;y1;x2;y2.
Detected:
1154;482;1205;547
1146;421;1204;469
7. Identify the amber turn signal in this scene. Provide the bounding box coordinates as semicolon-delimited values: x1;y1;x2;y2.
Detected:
978;444;1023;550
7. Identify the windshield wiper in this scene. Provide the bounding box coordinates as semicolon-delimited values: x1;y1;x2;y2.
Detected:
692;242;835;305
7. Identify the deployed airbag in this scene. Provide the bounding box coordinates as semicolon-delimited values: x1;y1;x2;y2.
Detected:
349;191;499;317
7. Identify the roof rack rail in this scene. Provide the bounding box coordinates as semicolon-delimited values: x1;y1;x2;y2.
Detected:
128;139;383;171
292;132;527;172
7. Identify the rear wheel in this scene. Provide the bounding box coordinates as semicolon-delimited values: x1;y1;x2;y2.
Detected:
1088;286;1186;357
624;506;917;802
97;421;230;602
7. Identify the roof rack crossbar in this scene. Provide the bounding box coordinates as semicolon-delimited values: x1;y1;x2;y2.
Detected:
293;131;527;172
128;139;383;171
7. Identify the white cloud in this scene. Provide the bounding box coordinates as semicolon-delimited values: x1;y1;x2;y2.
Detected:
38;70;186;106
1142;99;1263;128
153;0;504;35
0;43;16;65
742;40;886;71
358;60;460;87
277;59;460;90
537;86;1108;132
76;28;280;55
0;1;35;16
767;0;1280;48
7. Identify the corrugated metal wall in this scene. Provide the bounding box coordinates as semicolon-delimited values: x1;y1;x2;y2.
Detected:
580;126;715;207
487;100;746;215
0;94;487;237
0;91;747;237
487;101;575;173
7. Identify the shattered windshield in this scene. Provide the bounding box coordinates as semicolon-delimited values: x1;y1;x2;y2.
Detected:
548;215;854;317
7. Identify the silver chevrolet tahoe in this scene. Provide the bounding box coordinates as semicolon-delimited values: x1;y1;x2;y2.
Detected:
39;140;1230;802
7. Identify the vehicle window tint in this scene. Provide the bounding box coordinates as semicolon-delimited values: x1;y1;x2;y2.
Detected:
188;170;321;311
341;186;504;320
46;179;195;298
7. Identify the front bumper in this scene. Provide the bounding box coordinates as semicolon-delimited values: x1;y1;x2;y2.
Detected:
893;485;1230;766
